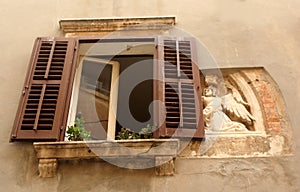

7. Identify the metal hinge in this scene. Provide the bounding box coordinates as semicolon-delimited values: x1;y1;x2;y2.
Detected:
22;86;29;95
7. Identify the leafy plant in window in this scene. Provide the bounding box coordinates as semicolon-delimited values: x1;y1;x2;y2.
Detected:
139;124;154;139
116;124;153;140
116;128;141;140
66;117;91;141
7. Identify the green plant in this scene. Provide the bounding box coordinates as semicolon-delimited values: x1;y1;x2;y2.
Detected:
116;124;154;140
139;124;154;139
66;117;91;141
116;128;141;140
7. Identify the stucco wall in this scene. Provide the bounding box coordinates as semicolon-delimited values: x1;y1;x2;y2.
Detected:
0;0;299;191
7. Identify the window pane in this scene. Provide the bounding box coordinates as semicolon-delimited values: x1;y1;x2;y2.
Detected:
77;59;112;140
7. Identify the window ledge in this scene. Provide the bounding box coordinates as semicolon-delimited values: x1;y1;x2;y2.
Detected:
33;139;179;177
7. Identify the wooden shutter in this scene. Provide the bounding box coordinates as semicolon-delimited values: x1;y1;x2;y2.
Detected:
154;37;204;139
10;37;77;141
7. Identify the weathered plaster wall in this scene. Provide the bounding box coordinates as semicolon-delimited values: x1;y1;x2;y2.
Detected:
0;0;299;191
10;155;299;192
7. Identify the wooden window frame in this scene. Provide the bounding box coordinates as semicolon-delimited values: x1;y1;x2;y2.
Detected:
67;56;120;140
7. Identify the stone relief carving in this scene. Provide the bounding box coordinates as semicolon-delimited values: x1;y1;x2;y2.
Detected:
202;74;255;132
38;159;58;178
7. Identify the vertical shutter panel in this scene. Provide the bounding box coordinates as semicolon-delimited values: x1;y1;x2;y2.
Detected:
154;37;204;139
11;37;77;141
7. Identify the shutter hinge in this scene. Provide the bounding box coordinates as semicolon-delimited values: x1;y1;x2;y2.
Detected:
22;86;29;95
74;45;78;50
60;126;64;130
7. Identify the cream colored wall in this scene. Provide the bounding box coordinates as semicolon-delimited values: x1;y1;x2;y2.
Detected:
0;0;299;191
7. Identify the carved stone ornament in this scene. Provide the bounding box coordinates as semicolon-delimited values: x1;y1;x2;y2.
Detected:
38;159;58;178
203;74;255;132
155;156;175;176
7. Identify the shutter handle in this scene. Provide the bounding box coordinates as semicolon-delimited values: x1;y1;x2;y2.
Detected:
22;86;29;95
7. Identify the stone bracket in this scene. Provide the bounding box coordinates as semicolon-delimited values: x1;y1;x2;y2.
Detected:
155;156;175;176
38;159;58;178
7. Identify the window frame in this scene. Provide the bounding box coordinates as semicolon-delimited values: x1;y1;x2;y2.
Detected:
67;56;120;140
11;36;205;142
68;37;156;141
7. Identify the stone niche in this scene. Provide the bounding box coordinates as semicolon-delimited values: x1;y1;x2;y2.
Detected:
179;67;293;158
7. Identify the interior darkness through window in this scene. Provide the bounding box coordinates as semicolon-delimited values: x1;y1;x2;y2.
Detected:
90;55;154;138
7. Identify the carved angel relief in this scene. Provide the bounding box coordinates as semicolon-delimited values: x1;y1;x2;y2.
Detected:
202;75;255;132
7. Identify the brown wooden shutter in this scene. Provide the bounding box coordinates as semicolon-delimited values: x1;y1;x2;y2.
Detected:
10;37;77;141
154;37;204;139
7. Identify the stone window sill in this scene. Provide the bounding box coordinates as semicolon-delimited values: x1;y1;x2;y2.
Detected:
33;139;179;178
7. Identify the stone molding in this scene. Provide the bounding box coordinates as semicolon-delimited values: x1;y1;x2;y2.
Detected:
59;16;176;34
34;139;179;177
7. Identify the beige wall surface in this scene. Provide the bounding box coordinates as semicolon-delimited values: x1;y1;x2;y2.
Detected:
0;0;300;191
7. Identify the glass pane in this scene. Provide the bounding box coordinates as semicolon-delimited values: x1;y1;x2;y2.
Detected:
76;59;112;140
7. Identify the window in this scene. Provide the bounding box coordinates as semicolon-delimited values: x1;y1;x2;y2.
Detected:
10;36;204;141
68;57;120;140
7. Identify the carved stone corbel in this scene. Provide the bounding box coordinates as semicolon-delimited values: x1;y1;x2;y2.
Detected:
155;156;175;176
38;159;58;178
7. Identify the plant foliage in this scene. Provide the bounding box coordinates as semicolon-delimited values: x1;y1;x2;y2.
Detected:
116;124;153;140
66;117;91;141
139;124;154;139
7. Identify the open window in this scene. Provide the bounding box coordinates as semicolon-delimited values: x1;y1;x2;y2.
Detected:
10;36;204;141
68;57;120;140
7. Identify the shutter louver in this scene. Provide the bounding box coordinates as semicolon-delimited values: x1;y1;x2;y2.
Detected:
11;37;77;141
33;41;68;80
154;37;204;139
21;84;59;131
